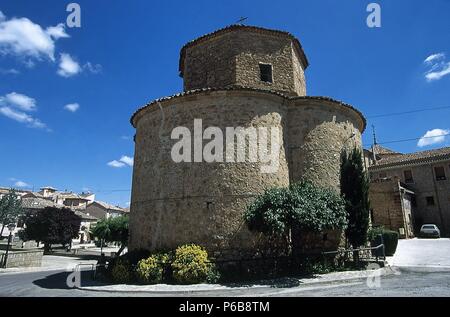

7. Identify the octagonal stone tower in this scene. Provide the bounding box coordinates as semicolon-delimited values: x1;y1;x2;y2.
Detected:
180;25;308;96
129;25;366;257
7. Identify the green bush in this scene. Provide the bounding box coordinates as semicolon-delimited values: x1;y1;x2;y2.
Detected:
111;258;133;284
368;227;399;256
136;253;170;284
382;230;399;256
122;249;151;266
171;244;219;284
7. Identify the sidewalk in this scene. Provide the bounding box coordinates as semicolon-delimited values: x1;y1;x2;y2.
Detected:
78;266;395;293
0;255;97;275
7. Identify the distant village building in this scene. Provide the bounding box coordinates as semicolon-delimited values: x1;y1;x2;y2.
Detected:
366;145;450;238
0;186;127;243
85;201;128;219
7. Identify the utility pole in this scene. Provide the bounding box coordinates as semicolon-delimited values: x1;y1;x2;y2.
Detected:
371;125;378;165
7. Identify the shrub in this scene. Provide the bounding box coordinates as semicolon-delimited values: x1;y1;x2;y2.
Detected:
122;249;151;266
171;244;218;284
111;259;133;284
368;227;399;256
244;181;348;255
382;230;399;256
136;253;170;284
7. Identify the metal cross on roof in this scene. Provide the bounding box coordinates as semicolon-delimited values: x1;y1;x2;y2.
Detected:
236;17;248;25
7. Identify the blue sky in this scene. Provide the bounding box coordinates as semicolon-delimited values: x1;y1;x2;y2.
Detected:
0;0;449;206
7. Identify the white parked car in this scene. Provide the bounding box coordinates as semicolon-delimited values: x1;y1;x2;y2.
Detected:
419;224;441;238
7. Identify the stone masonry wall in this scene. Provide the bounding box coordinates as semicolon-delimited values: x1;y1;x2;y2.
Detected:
369;180;407;234
182;31;306;96
370;162;450;236
130;91;290;254
1;249;44;268
287;98;363;191
130;90;365;256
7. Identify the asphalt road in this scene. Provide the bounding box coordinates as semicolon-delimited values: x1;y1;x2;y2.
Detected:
0;268;449;297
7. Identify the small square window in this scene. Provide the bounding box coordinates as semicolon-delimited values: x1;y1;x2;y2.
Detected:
404;170;414;183
434;166;446;181
426;196;435;206
259;64;273;83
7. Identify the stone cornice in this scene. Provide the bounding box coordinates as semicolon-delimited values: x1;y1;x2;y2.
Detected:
130;86;366;132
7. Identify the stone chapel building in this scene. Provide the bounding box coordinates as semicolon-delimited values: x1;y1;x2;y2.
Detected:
128;25;366;256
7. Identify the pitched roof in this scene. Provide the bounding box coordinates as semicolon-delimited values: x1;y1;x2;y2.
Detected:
370;146;450;169
372;144;402;156
89;200;125;212
57;192;89;201
178;24;309;77
74;210;98;221
21;197;56;209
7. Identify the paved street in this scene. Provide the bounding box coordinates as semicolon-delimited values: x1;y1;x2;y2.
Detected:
0;238;449;297
393;238;450;268
0;268;449;297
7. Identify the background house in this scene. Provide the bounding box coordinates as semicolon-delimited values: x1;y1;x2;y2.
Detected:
1;186;126;244
366;145;450;237
85;201;128;220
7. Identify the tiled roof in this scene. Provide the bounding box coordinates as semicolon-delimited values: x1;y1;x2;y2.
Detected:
74;210;98;221
21;197;56;209
370;146;450;169
130;86;367;132
90;200;125;212
372;144;402;156
178;24;309;77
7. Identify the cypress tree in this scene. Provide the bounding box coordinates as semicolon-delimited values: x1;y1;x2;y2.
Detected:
340;148;370;254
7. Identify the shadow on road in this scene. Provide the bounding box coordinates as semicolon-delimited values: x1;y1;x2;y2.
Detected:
33;271;107;290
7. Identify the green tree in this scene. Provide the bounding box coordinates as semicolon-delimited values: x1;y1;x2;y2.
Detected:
0;189;23;236
340;148;370;256
90;218;111;253
244;181;348;255
91;215;128;256
21;207;81;253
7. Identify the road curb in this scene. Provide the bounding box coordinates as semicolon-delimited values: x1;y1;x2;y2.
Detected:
77;267;395;294
395;265;450;273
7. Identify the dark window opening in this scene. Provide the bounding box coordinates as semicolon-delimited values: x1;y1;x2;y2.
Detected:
259;64;273;83
434;166;446;181
411;196;417;207
426;196;435;206
404;170;414;183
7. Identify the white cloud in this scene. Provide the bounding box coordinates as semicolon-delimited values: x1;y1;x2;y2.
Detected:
119;155;134;167
14;180;30;188
424;53;445;64
46;23;70;40
1;92;36;111
0;11;69;61
57;53;81;77
425;63;450;82
424;52;450;82
64;103;80;112
107;155;134;168
83;62;102;74
107;160;126;168
9;178;30;188
0;68;19;75
0;106;47;129
0;92;48;130
417;129;450;147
